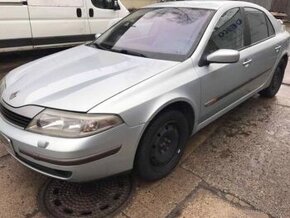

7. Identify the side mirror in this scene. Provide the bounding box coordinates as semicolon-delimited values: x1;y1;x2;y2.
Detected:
206;49;240;64
113;0;120;10
95;33;101;39
105;0;120;10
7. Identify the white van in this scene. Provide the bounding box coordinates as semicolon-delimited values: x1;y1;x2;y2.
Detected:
0;0;129;53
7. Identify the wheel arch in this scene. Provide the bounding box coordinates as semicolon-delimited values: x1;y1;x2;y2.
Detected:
133;99;196;170
281;54;288;70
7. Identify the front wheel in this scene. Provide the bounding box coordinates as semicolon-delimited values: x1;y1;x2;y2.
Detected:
135;110;189;181
260;61;286;98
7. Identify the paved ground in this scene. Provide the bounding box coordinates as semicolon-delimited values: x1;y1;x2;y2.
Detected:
0;49;290;218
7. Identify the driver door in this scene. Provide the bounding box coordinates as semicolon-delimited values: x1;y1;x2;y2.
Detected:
199;8;251;122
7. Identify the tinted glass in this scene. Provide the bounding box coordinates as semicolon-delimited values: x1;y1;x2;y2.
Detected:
94;8;214;61
205;8;244;54
245;8;269;44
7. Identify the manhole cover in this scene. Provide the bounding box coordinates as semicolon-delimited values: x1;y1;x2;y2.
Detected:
38;175;134;218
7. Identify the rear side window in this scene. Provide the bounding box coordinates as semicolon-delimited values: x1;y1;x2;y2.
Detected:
245;8;272;44
205;8;244;54
266;17;275;36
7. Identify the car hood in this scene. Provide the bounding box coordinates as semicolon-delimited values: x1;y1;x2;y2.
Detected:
3;45;178;112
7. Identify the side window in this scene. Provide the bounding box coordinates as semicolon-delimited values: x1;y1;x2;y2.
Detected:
91;0;114;9
205;8;244;54
245;8;269;44
266;17;275;37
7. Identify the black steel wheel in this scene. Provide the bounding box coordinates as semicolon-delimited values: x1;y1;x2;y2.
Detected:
135;110;189;181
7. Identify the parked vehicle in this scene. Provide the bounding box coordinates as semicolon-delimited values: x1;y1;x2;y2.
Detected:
0;0;129;53
0;1;289;182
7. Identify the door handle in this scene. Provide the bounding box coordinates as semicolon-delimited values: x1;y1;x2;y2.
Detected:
89;8;94;17
76;8;82;18
243;59;252;67
275;45;282;53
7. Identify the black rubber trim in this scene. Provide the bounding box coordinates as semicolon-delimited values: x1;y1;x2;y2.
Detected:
0;1;27;6
205;68;272;107
0;34;95;48
19;146;122;166
17;154;72;178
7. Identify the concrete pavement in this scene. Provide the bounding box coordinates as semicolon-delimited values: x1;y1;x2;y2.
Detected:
0;54;289;218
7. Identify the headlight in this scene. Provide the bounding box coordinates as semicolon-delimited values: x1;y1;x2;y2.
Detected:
27;109;123;138
0;78;6;98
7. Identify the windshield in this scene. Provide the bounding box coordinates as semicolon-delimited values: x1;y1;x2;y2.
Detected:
94;8;214;61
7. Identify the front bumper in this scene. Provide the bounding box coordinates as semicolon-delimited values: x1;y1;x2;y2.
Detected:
0;115;144;182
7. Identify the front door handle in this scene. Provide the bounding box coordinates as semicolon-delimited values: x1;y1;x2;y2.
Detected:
243;59;252;67
76;8;82;17
89;8;94;17
275;45;282;53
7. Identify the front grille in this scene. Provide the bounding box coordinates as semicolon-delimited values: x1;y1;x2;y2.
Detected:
0;103;32;128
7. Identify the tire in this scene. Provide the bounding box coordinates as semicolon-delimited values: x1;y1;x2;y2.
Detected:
135;110;189;181
259;61;286;98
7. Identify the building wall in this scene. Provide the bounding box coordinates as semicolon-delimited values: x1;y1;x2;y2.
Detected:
121;0;157;9
121;0;273;10
120;0;290;20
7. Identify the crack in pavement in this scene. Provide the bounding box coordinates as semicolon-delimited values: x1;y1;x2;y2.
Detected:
166;170;274;218
0;153;11;161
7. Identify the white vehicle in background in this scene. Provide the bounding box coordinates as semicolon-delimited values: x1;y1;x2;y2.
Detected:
0;0;129;53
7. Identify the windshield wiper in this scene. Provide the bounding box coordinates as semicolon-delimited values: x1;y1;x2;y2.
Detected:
91;42;109;51
91;43;147;58
113;49;147;58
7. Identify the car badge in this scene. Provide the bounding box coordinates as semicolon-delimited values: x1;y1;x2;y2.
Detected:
9;91;19;100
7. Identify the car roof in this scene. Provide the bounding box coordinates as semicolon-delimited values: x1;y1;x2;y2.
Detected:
146;1;260;10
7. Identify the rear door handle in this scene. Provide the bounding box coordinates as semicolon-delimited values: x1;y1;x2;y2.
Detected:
275;45;282;53
243;59;252;67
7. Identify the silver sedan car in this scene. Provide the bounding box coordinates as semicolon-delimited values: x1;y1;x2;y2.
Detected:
0;1;289;182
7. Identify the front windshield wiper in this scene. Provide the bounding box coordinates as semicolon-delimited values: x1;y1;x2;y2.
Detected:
114;49;147;58
91;42;109;51
91;42;147;58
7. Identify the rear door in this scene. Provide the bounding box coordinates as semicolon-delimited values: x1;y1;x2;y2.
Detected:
241;7;281;91
85;0;120;34
27;0;92;48
0;0;32;51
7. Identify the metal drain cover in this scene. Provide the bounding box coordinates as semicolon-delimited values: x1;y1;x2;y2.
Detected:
38;176;133;218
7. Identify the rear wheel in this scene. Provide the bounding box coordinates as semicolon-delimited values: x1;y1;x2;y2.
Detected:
260;61;286;98
135;110;189;181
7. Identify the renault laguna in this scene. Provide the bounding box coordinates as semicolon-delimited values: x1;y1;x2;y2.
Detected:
0;1;289;182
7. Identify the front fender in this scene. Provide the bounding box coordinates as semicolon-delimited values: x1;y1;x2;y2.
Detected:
89;59;201;129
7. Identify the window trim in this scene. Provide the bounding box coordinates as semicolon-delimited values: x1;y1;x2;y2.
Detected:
243;7;276;48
